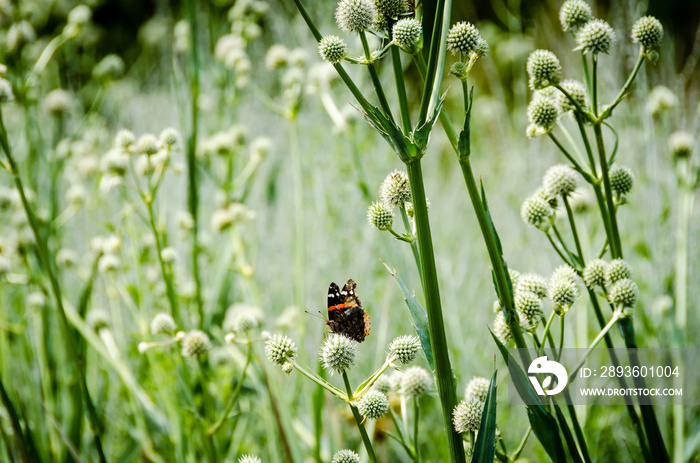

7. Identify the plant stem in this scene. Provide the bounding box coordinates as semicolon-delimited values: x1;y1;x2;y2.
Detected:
563;197;584;260
568;311;621;382
146;199;179;321
208;340;252;435
405;161;465;463
359;32;394;120
391;46;412;133
413;397;420;463
593;124;622;258
600;52;645;120
342;372;377;463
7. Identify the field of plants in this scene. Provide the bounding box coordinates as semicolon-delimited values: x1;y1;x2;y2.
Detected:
0;0;698;461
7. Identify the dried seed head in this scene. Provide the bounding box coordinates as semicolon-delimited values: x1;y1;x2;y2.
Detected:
367;201;394;230
559;0;593;32
319;35;348;64
335;0;376;33
526;49;561;90
181;330;212;357
576;19;615;55
320;334;357;373
357;390;390;419
610;165;634;195
453;397;484;433
265;334;298;365
151;313;177;335
389;335;421;364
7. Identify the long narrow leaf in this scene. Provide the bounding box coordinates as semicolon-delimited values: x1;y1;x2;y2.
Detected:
470;369;497;463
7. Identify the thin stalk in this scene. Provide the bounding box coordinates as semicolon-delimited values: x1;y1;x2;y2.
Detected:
388;407;416;460
413;397;420;463
399;204;424;287
146;200;179;321
208;340;252;435
557;315;565;362
391;46;412;133
593;123;622;258
197;359;218;463
592;55;598;117
600;52;645;120
405;161;465;463
0;111;106;463
359;32;394;120
547;132;589;179
342;372;377;463
551;223;577;266
580;52;592;109
574;114;598;176
291;362;347;400
541;312;557;354
563;197;584;260
568;311;621;382
184;0;204;327
545;231;573;267
512;426;531;460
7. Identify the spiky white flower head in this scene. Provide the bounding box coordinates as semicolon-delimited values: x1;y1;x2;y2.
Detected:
336;0;376;33
357;390;390;419
559;0;593;32
0;78;15;103
321;334;357;373
238;456;262;463
93;54;125;81
544;164;578;197
548;267;579;315
399;366;432;397
446;22;488;58
137;134;159;156
453;396;484;433
181;330;212;357
367;202;394;230
151;313;177;335
520;194;554;231
68;5;91;25
56;248;78;267
608;278;639;308
669;131;694;159
631;16;663;51
380;170;411;206
160;128;180;148
582;259;606;288
98;254;121;273
389;335;421;364
265;44;289;70
610;166;634;196
647;86;677;117
332;449;361;463
528;96;559;131
7;21;36;52
464;376;490;402
224;303;264;332
44;89;74;116
515;291;543;330
265;334;297;365
605;259;631;284
557;79;587;112
517;273;548;299
393;18;422;54
526;50;561;90
372;375;392;394
115;129;135;151
576;19;615;55
160;247;177;264
319;36;348;64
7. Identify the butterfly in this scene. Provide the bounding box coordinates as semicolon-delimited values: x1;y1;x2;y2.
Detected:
326;279;370;343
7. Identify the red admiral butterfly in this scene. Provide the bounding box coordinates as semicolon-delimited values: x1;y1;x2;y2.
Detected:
326;279;370;343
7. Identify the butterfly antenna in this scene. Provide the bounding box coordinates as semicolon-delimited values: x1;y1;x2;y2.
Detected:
304;309;327;322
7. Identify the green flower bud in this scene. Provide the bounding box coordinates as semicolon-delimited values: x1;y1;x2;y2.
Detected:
320;334;357;373
374;0;406;31
631;16;663;51
520;194;554;231
608;278;639;308
576;19;615;55
137;134;159;156
669;131;694;159
515;291;543;331
367;201;394;230
548;267;579;315
446;22;488;58
393;18;422;54
379;170;411;206
517;273;548;299
559;0;593;32
160;128;180;148
526;49;561;90
357;390;390;419
336;0;376;33
610;165;634;195
493;311;511;343
319;35;348;64
372;375;392;394
557;79;587;112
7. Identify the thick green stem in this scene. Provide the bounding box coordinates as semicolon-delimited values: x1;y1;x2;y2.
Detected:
405;161;465;463
342;372;377;463
391;46;412;133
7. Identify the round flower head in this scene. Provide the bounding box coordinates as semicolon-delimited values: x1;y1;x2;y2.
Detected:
93;54;125;81
372;375;392;394
182;330;212;357
582;259;606;288
669;131;694;159
528;96;559;131
548;267;579;314
335;0;376;33
238;456;262;463
605;258;631;284
543;164;578;197
446;22;488;58
610;166;634;196
137;134;159;156
608;278;639;309
320;333;357;373
367;201;394;230
517;273;548;299
389;334;421;364
44;89;74;116
399;366;432;397
536;186;559;210
515;291;543;330
265;334;297;365
357;389;390;419
453;396;484;433
160;128;180;148
87;309;110;332
509;268;521;286
98;254;121;273
559;0;593;32
379;170;411;206
557;79;587;112
493;311;511;343
464;376;490;402
576;19;615;55
332;449;361;463
319;35;348;64
393;18;422;54
526;50;561;90
68;5;91;25
374;0;406;30
151;312;177;335
115;129;135;150
161;247;177;264
632;16;663;51
552;264;578;283
520;194;554;231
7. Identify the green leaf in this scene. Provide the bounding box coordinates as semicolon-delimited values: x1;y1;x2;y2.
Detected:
385;263;434;370
457;87;474;160
470;369;497;463
412;91;446;153
554;405;585;463
489;330;566;462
